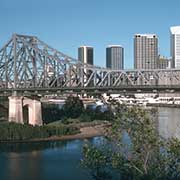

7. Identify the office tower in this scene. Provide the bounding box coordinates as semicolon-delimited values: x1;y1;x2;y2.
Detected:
78;46;93;65
170;26;180;68
134;34;158;69
106;45;124;70
158;56;171;69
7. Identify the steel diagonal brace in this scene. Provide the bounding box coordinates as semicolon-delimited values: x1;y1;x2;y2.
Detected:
138;70;151;85
97;71;111;86
123;72;134;85
84;71;95;87
0;38;13;59
174;71;180;81
112;72;124;86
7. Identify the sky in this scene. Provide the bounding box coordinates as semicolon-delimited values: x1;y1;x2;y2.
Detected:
0;0;180;69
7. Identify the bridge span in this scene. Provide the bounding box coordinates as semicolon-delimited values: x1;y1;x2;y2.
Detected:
1;34;180;125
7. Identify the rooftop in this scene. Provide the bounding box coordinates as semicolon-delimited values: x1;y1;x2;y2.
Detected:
79;46;93;48
107;45;123;48
170;26;180;34
135;34;157;38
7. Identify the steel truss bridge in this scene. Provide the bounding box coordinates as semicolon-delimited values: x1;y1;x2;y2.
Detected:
0;34;180;96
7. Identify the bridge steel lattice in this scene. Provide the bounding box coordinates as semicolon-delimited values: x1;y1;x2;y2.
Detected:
0;34;180;95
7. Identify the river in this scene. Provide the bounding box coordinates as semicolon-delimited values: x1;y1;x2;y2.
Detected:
0;107;179;180
0;137;105;180
158;107;180;139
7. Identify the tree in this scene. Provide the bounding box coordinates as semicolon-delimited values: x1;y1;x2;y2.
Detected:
63;96;84;119
42;104;64;123
82;103;180;179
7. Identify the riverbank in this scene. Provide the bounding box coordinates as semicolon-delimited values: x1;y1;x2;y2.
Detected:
38;124;106;141
147;103;180;108
0;123;108;143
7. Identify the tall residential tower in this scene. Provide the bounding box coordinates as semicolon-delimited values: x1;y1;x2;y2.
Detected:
78;46;93;65
170;26;180;68
134;34;158;69
106;45;124;70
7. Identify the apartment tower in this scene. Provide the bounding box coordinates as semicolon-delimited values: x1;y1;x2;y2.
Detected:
134;34;158;69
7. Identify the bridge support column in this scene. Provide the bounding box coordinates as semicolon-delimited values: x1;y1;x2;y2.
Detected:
8;96;43;126
28;99;42;126
8;96;23;124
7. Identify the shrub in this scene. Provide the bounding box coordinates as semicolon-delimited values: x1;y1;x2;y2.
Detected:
0;122;80;141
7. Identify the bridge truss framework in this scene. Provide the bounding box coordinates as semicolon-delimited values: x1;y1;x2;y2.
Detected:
0;34;180;95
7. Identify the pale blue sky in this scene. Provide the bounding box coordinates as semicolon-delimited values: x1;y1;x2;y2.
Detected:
0;0;180;69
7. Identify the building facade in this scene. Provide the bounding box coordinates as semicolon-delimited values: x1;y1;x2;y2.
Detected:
134;34;158;69
158;56;171;69
106;45;124;70
78;46;93;65
170;26;180;68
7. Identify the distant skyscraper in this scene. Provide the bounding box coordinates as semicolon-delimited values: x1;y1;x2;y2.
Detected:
78;46;93;65
158;55;171;69
170;26;180;68
134;34;158;69
106;45;124;70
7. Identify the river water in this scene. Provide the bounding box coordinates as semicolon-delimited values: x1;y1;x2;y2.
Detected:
0;107;179;180
158;107;180;139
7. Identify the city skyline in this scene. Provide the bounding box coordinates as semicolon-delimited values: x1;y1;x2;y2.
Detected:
0;0;180;69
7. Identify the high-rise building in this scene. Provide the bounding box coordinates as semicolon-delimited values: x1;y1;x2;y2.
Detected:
78;46;93;65
158;55;171;69
134;34;158;69
170;26;180;68
106;45;124;70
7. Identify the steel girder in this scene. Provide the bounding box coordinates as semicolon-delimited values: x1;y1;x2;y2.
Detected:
0;34;180;94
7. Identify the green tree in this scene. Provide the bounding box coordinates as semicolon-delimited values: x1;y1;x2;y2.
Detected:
63;96;84;118
42;104;64;123
82;103;180;179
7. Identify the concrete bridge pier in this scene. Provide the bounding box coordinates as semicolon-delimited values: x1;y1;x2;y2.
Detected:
8;96;42;126
8;96;23;124
25;99;42;126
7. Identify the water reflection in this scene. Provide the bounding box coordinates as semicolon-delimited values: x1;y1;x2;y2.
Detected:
6;152;42;180
0;137;104;153
158;107;180;139
0;141;68;153
0;138;105;180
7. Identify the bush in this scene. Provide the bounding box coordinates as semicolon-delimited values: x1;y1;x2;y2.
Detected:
61;118;80;125
0;122;80;141
42;104;64;124
63;96;84;118
83;106;114;122
79;113;92;122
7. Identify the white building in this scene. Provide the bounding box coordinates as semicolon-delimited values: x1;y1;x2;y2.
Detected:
170;26;180;68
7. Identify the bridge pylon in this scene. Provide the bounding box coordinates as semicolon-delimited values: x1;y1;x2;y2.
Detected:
8;93;42;126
